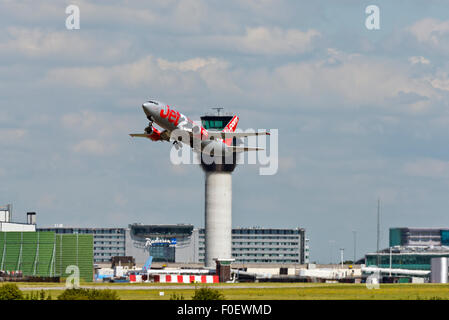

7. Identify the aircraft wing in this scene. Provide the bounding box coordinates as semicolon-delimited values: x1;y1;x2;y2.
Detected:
130;129;171;142
226;146;265;152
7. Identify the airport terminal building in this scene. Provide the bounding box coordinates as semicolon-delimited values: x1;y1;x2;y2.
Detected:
198;227;308;264
389;227;449;247
365;227;449;270
38;224;309;266
124;224;196;264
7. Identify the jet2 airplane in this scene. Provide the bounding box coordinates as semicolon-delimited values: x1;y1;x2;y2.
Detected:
130;100;269;156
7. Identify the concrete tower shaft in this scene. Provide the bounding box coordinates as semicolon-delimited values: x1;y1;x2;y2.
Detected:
204;171;232;267
200;113;236;268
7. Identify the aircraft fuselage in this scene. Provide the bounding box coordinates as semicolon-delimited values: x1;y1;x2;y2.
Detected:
142;101;230;155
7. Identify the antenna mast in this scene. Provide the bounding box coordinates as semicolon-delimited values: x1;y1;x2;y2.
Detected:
377;198;381;266
211;107;223;116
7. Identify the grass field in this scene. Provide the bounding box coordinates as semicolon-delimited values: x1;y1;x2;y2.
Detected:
11;282;449;300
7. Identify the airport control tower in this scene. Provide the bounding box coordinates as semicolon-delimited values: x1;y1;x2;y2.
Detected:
200;110;237;268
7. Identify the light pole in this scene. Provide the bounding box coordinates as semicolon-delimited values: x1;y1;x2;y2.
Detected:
377;198;381;266
340;248;345;267
389;247;392;277
353;230;357;264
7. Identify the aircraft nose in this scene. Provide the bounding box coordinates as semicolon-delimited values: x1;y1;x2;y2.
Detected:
142;102;155;118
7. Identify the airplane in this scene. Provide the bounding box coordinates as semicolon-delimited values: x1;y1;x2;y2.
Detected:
129;100;270;156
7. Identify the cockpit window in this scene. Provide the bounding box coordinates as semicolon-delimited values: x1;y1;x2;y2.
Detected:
148;100;159;105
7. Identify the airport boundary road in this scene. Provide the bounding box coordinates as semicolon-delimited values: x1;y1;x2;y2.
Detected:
18;284;321;291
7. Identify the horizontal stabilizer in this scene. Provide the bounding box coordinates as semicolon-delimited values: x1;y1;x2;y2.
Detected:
206;131;270;139
129;133;150;138
226;132;270;138
227;146;264;153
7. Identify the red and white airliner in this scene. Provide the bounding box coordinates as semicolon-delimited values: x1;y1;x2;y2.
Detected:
130;100;269;156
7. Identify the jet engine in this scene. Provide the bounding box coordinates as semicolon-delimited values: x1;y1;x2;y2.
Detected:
145;125;153;134
145;126;162;141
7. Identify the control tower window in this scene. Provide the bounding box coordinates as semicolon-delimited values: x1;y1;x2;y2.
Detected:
202;120;225;130
201;115;233;130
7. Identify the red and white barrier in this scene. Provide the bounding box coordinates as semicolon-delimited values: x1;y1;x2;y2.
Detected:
154;274;219;283
129;274;142;283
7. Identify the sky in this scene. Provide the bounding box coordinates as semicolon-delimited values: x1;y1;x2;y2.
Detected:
2;0;449;263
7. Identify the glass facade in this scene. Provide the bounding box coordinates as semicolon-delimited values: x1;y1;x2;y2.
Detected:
441;230;449;246
388;227;449;247
198;227;306;264
366;252;449;270
126;224;195;264
389;228;402;247
131;225;193;238
232;229;300;235
149;244;175;263
368;227;449;271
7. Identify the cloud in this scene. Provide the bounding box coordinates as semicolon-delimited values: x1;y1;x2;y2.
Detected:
264;51;436;111
404;158;449;178
202;26;320;55
44;55;238;96
71;139;117;156
388;91;429;105
408;18;449;45
233;26;320;55
45;56;185;89
0;129;27;144
407;18;449;54
61;111;99;130
57;0;213;34
409;56;430;65
42;49;440;114
0;1;61;23
61;110;137;157
157;57;227;72
429;72;449;92
0;27;131;62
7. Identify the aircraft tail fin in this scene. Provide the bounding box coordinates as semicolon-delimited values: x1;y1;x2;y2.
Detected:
222;116;239;133
142;256;153;272
222;116;239;146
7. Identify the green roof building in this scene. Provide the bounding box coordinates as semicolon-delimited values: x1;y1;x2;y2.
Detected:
0;231;93;282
